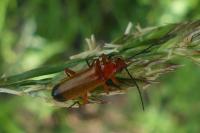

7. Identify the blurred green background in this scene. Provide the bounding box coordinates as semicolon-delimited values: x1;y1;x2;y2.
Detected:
0;0;200;133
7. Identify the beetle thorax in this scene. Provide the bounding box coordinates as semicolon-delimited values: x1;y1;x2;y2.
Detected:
101;62;117;79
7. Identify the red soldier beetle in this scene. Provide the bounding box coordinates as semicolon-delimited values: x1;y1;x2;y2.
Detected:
52;54;145;110
51;33;176;109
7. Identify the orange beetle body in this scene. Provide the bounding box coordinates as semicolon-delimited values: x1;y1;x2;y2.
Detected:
52;54;127;103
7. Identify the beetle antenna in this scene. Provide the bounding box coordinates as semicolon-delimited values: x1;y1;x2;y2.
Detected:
86;59;91;67
127;33;175;60
125;68;145;111
127;44;153;60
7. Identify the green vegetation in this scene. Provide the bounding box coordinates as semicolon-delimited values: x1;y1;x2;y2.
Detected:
0;0;200;133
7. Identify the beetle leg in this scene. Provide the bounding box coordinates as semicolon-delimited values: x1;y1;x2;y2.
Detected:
82;93;88;104
106;79;122;90
64;68;76;77
67;101;81;109
86;59;91;67
111;76;119;85
87;58;97;68
90;96;108;104
102;54;107;64
101;54;109;64
103;83;110;94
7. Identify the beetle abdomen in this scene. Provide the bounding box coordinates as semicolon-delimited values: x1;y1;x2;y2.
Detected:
52;67;101;102
52;84;67;102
